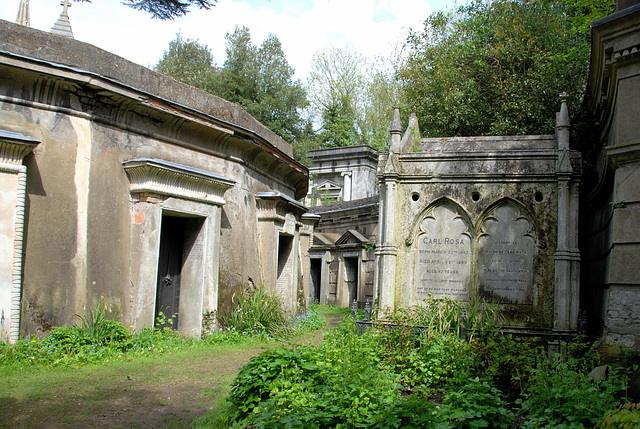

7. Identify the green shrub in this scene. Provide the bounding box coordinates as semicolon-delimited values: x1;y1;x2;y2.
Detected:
385;296;503;339
598;403;640;429
74;298;131;345
440;377;513;428
471;334;544;399
218;285;291;339
228;345;323;419
228;320;408;428
520;357;626;428
379;331;474;390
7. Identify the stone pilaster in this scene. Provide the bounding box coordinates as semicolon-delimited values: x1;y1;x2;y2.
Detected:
0;131;39;343
554;96;581;332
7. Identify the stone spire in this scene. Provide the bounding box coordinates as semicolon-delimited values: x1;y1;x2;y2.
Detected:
16;0;30;27
556;92;570;151
51;0;74;39
389;107;402;153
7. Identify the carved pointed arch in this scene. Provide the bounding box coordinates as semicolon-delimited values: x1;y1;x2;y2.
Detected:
476;198;537;246
412;198;474;301
476;198;537;305
406;197;474;247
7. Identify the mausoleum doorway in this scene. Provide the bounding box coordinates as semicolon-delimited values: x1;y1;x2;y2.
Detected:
344;257;359;305
277;234;295;300
309;258;322;304
154;214;206;330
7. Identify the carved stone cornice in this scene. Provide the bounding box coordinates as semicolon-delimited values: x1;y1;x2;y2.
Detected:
0;130;39;173
123;158;235;205
255;192;307;218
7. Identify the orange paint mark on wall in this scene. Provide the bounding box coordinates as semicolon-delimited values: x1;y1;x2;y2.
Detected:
132;206;145;224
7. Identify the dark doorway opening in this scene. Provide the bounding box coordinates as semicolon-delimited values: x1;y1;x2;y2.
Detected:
155;215;186;330
310;258;322;304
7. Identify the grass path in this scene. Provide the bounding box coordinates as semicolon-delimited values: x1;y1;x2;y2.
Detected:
0;314;344;429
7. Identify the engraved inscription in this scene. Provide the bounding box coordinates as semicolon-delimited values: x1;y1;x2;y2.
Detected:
478;205;535;304
416;204;472;300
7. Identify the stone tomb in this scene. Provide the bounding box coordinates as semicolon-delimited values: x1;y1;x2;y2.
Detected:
416;203;473;301
376;99;581;332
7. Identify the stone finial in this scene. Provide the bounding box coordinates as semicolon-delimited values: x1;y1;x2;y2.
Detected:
389;107;402;153
556;93;570;151
51;0;74;39
558;93;570;128
16;0;30;27
401;113;421;152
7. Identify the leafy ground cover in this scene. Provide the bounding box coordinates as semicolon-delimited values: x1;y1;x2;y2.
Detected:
202;297;639;429
2;294;638;429
0;289;330;428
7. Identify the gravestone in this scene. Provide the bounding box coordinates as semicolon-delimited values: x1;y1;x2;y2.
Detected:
477;204;536;304
376;99;581;332
416;203;472;300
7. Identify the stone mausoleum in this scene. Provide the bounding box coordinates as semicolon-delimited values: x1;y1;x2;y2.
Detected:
0;20;309;342
305;146;379;307
376;102;582;333
583;1;640;347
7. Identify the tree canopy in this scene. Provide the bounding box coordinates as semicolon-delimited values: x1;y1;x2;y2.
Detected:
75;0;215;20
214;26;309;144
308;47;404;151
399;0;614;138
153;0;616;161
155;32;217;91
155;26;310;147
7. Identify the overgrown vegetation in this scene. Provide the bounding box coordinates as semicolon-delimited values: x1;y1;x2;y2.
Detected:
202;297;634;429
0;289;324;370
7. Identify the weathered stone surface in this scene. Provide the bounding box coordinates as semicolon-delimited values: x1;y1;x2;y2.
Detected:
609;246;640;283
0;21;294;159
416;203;472;300
306;146;378;206
477;204;536;305
376;105;580;331
584;5;640;349
612;205;640;243
606;288;640;347
0;20;309;339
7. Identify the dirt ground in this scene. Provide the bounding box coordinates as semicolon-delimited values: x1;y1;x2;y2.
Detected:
0;316;342;429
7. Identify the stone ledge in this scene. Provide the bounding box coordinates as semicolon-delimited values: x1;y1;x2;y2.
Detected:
123;158;235;205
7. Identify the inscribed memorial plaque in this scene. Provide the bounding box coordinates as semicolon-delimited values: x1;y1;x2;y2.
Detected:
478;205;535;304
416;204;472;300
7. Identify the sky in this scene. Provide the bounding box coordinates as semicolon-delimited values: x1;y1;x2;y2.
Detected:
1;0;453;81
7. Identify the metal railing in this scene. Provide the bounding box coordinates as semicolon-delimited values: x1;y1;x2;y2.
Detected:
351;299;583;348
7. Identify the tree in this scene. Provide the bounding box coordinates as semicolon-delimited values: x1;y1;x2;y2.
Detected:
308;47;404;151
318;98;358;148
308;47;365;148
155;26;310;151
154;32;218;91
215;26;310;144
399;0;611;138
75;0;216;20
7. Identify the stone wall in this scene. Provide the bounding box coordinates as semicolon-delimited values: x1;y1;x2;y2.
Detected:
0;20;308;341
306;146;378;206
584;4;640;348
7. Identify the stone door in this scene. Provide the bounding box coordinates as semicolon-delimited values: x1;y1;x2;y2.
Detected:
276;234;294;304
344;257;359;305
155;216;185;329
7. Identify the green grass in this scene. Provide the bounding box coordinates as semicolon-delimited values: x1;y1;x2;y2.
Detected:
314;304;352;318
